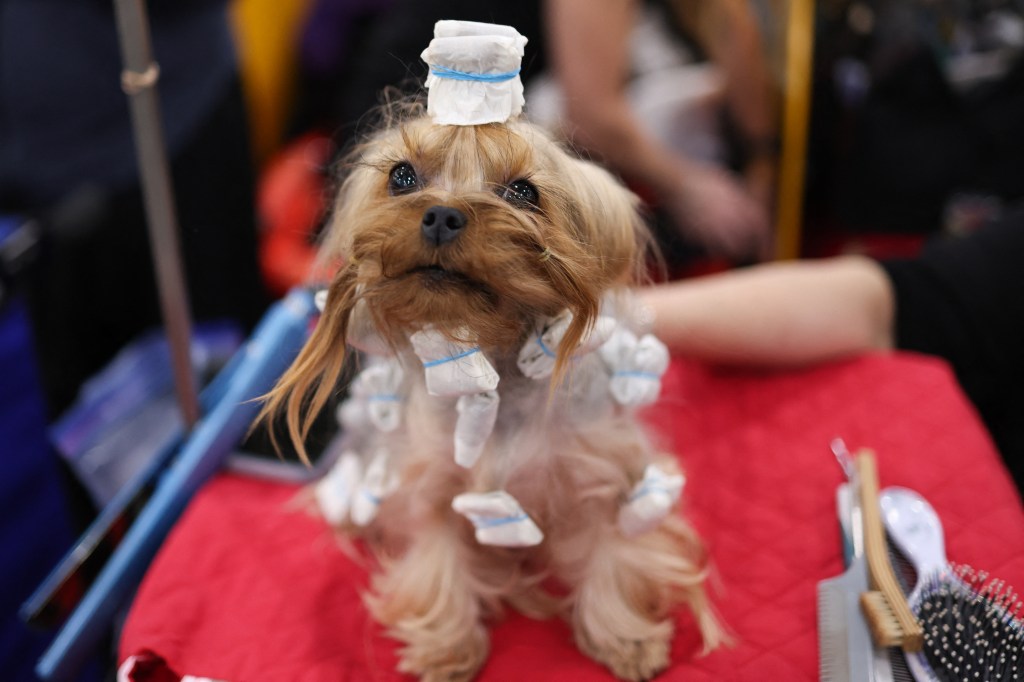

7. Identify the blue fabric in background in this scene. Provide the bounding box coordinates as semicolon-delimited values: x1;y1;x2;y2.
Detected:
1;217;99;680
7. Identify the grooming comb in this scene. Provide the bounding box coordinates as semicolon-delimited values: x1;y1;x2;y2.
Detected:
818;481;876;682
855;451;924;652
819;439;896;681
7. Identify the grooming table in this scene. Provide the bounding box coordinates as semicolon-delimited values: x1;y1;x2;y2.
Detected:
119;353;1024;681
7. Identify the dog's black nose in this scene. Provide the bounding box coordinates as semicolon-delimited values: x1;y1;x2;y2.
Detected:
421;205;467;246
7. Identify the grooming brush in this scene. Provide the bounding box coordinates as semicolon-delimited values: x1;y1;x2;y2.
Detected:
882;486;1024;681
856;451;925;652
820;439;897;681
918;565;1023;681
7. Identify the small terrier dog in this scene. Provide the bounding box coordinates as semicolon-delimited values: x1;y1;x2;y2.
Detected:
260;98;722;680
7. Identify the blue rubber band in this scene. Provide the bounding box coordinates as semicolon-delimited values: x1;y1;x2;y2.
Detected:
614;370;660;381
422;347;480;368
429;65;520;83
470;513;528;529
368;394;401;402
628;484;676;503
535;334;556;359
362;489;381;505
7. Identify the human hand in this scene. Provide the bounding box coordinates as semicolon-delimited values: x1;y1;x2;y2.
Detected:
664;162;771;260
744;155;776;215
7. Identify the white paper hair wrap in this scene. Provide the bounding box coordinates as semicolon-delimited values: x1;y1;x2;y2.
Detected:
347;357;405;432
410;327;499;397
600;328;670;406
315;451;361;525
517;311;618;380
350;448;398;526
452;490;544;547
454;391;500;468
618;464;686;537
347;298;393;356
420;20;528;125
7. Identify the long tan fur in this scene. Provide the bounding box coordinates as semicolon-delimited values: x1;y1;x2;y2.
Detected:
256;104;720;681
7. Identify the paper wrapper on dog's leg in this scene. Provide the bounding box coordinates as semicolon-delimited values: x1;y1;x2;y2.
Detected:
600;328;670;406
454;391;499;468
352;358;405;432
517;312;618;380
315;451;362;525
410;327;499;397
336;395;369;435
337;357;404;434
351;448;397;526
452;491;544;547
617;464;686;537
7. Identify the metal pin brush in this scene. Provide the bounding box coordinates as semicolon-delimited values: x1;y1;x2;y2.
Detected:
882;486;1023;681
916;565;1023;681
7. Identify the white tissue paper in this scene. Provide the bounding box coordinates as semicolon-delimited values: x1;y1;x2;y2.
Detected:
421;21;528;126
350;448;398;526
410;327;499;397
313;288;329;313
347;298;393;356
336;395;368;435
315;451;362;526
348;358;405;432
600;328;670;406
452;490;544;547
454;390;500;468
618;464;686;537
517;311;618;380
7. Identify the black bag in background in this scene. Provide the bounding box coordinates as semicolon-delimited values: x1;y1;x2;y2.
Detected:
808;1;1024;235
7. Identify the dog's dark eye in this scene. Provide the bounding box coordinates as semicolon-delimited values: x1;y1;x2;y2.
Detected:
388;162;419;195
502;179;539;209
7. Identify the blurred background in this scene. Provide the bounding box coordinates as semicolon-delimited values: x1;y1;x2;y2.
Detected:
1;0;1022;678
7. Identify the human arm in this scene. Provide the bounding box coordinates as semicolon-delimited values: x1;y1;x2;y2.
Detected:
544;0;676;194
637;255;895;366
544;0;769;258
681;0;779;210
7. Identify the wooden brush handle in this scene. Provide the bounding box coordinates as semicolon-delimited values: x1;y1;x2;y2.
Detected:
856;450;924;651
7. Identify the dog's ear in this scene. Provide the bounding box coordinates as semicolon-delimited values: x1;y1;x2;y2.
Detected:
255;267;359;463
316;146;383;269
563;157;650;285
540;155;651;385
255;143;388;460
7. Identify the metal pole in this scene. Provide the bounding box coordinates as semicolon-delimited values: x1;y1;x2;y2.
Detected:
111;0;200;427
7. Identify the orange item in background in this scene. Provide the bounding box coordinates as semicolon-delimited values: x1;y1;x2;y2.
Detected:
256;133;335;296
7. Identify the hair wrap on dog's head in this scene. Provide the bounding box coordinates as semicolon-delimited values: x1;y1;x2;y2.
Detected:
420;20;528;125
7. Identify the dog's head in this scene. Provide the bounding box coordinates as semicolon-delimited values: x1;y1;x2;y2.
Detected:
263;106;652;457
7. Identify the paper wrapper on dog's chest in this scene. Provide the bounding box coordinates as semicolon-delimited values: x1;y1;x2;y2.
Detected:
409;328;499;397
421;21;527;126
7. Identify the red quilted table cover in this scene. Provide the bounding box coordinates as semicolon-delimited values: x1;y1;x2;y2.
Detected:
119;353;1024;681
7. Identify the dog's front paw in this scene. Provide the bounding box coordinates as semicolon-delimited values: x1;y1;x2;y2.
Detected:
395;624;489;682
577;630;670;682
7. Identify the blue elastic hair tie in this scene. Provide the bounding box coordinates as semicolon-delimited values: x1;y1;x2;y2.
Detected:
614;370;660;381
470;513;529;529
429;65;520;83
422;347;481;368
535;334;556;359
629;484;675;503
